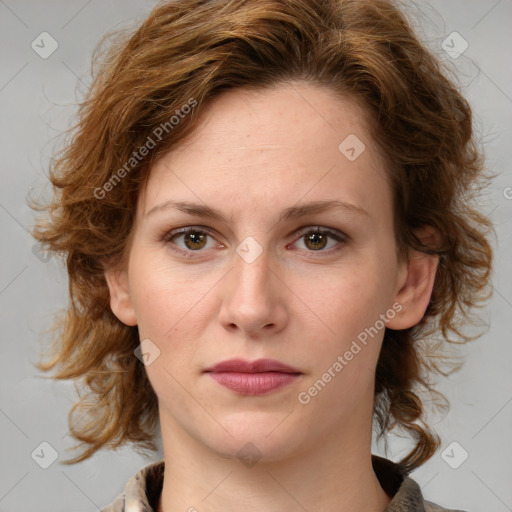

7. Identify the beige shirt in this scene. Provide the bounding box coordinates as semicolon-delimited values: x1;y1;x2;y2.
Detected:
100;455;466;512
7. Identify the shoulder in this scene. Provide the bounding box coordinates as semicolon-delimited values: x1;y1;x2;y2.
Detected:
424;499;468;512
100;494;124;512
371;455;467;512
100;459;165;512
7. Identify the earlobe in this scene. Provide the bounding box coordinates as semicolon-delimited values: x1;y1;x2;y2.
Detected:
104;268;138;326
386;226;440;331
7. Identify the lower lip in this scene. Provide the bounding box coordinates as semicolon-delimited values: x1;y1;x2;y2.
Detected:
207;372;300;395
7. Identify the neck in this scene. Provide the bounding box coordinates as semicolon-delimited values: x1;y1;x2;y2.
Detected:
157;421;391;512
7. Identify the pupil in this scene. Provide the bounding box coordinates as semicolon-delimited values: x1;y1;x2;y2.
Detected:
307;233;326;250
185;232;206;250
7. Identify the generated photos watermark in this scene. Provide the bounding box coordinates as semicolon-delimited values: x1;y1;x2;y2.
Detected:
297;301;403;405
94;98;197;200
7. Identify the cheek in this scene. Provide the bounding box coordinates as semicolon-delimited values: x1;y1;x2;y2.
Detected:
293;260;396;394
128;247;219;337
295;270;389;408
299;263;389;340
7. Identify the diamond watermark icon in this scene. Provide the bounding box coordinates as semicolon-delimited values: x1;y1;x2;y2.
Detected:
236;236;263;264
441;441;469;469
338;134;366;161
237;442;262;468
441;32;468;60
31;32;59;59
134;338;161;366
31;441;59;469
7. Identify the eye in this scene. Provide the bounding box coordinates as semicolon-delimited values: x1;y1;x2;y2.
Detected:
291;227;347;253
162;226;348;256
163;227;219;253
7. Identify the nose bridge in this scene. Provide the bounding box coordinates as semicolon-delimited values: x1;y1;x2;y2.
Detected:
219;237;285;334
233;237;273;299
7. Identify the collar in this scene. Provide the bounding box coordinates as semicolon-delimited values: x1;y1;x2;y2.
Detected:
101;455;454;512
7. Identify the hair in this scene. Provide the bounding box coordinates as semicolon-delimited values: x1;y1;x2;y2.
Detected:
30;0;495;473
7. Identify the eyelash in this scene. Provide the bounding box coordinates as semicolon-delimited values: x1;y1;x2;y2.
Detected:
162;226;348;257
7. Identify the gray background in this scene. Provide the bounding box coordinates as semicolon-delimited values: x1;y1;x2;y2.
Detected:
1;1;511;511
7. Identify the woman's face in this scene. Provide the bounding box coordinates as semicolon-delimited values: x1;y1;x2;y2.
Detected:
106;82;437;462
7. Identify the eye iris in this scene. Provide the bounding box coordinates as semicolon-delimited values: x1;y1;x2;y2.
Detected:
184;231;207;250
305;232;327;250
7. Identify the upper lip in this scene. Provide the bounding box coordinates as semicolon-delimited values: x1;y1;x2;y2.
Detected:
204;358;301;374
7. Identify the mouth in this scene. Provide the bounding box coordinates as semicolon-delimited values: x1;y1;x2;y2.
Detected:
204;358;301;374
203;358;302;395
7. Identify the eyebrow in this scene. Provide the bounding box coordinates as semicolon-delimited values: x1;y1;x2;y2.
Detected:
145;199;369;223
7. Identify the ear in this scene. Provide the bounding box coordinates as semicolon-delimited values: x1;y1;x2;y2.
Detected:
386;226;440;330
104;267;138;326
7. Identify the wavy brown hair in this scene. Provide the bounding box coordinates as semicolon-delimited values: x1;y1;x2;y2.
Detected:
30;0;495;472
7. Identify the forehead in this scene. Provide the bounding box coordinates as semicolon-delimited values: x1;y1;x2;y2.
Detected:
139;82;391;224
165;82;372;159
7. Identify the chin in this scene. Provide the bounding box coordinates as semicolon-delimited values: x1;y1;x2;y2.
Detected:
197;413;305;464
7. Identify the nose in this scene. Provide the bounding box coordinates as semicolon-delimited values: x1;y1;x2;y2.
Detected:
217;243;288;338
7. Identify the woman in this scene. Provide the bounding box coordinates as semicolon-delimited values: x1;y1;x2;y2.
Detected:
31;0;494;510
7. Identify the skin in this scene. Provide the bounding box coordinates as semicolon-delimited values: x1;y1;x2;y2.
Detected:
105;81;439;512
